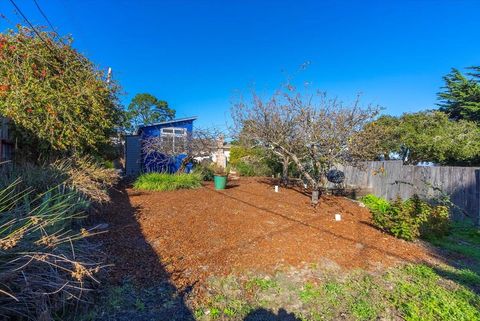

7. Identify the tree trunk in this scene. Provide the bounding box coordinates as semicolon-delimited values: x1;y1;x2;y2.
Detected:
272;145;320;206
178;156;193;172
280;156;289;186
284;152;320;205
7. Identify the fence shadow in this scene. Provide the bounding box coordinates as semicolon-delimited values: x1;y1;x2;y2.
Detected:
244;308;301;321
91;182;195;320
431;264;480;295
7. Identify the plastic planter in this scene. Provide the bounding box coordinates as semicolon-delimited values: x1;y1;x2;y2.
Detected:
214;175;228;190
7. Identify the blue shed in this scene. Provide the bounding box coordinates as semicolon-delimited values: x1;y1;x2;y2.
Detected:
124;116;197;176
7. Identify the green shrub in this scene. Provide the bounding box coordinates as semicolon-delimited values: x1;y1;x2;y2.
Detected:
133;173;202;191
361;194;451;241
234;159;272;177
229;145;258;166
235;161;256;176
0;26;123;159
193;162;215;181
230;145;275;177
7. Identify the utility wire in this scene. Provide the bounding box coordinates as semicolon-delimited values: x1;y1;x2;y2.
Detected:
33;0;57;36
8;0;57;55
8;0;111;84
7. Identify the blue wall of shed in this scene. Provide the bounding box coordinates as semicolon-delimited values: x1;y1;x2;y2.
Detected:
139;119;194;139
138;119;195;174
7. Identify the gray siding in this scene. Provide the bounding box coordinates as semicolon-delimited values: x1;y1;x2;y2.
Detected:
125;135;141;176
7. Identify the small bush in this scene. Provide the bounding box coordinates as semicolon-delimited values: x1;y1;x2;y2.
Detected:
235;161;256;176
235;159;271;177
361;194;451;241
133;173;202;191
230;145;274;177
193;162;215;181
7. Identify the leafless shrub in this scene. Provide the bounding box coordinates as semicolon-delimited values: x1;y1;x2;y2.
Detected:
141;128;223;172
51;156;119;203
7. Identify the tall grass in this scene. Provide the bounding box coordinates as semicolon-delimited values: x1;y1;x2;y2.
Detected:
0;180;104;319
0;156;118;203
0;157;115;319
133;173;202;191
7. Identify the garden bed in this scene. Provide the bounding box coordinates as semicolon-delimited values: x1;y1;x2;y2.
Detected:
99;178;437;292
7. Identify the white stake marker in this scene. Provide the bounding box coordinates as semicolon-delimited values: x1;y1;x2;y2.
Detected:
275;185;279;193
335;213;342;221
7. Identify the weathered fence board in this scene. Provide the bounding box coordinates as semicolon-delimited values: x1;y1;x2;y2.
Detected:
337;161;480;225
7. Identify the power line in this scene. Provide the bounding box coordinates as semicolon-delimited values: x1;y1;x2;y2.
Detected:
8;0;57;55
8;0;112;85
32;0;57;36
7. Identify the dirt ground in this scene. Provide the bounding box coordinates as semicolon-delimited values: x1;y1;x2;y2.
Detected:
99;178;437;292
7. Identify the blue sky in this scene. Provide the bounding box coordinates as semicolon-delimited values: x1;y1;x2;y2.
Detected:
1;0;479;129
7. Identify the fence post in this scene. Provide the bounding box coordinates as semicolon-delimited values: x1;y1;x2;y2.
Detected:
476;169;480;226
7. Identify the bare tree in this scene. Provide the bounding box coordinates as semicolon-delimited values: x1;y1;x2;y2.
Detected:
232;90;300;185
141;128;222;172
232;85;380;204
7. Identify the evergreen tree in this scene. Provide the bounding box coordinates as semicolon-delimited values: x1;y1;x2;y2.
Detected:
125;93;175;133
438;66;480;123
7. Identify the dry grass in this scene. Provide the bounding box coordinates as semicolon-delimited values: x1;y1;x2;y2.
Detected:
52;156;119;203
0;180;106;320
0;156;118;204
0;153;117;320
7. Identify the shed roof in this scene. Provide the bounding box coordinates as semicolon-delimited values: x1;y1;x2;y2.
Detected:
138;116;197;129
134;116;198;134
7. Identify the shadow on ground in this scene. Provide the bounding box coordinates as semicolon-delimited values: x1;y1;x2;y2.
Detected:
244;308;301;321
85;183;195;321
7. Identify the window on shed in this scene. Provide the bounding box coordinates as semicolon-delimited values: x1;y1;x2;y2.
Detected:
160;127;187;153
161;127;186;137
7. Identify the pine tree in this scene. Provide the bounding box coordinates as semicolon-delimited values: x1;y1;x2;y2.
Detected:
438;66;480;123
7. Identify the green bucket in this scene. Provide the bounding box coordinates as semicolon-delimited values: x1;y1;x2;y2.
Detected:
214;175;228;190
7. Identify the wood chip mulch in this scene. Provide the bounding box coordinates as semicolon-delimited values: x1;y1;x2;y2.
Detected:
98;178;437;291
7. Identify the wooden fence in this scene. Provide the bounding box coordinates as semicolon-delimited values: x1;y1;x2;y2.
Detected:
0;117;13;162
336;161;480;225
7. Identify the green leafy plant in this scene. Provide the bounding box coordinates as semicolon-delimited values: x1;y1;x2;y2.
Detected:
361;194;451;241
230;146;274;177
0;26;123;159
245;277;277;291
193;162;215;181
133;172;202;191
234;161;255;176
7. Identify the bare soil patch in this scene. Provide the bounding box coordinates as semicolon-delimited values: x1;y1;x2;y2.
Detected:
100;178;436;291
